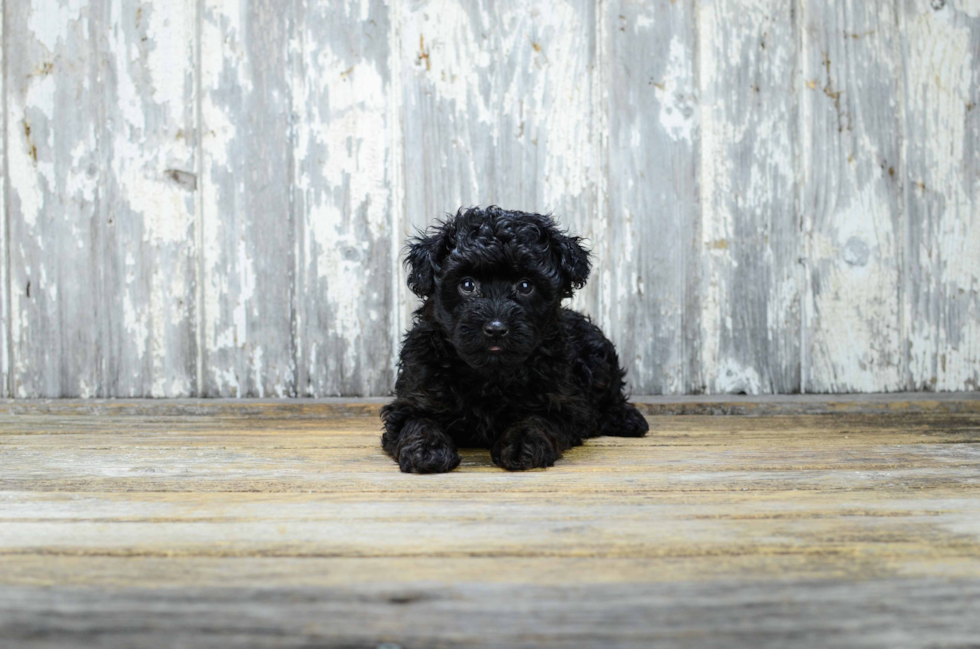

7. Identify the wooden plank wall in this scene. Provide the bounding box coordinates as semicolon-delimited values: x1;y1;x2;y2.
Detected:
2;0;978;398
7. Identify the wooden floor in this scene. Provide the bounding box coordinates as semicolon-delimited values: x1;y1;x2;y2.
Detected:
2;395;980;648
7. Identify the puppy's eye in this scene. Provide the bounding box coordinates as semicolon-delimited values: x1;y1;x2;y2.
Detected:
516;280;534;295
459;278;477;295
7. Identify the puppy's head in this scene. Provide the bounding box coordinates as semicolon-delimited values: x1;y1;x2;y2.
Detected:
406;206;590;369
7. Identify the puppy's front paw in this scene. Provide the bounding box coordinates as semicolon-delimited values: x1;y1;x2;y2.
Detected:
492;421;563;471
390;420;461;474
600;404;649;438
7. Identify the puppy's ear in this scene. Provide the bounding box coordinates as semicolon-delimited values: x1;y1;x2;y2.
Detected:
405;222;454;298
554;232;591;298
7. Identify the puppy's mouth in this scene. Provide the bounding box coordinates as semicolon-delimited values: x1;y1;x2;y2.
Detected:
455;341;529;369
449;323;533;368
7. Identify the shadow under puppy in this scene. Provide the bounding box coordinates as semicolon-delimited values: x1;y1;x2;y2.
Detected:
382;206;649;473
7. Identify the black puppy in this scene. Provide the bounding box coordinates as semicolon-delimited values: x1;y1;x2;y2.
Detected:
381;206;648;473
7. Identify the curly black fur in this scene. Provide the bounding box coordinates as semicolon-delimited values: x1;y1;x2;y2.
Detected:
381;206;649;473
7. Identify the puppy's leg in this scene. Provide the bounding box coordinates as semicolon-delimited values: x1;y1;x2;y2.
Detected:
574;320;649;438
491;416;574;471
381;401;461;474
599;402;649;438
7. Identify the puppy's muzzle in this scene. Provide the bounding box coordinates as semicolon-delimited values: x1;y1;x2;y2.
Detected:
483;320;509;339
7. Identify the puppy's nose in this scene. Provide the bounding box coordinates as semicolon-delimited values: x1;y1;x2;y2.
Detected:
483;320;509;338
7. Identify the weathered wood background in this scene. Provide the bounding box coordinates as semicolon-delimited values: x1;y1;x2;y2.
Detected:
2;0;978;397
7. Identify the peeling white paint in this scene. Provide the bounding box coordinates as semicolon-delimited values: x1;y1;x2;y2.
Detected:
537;1;593;207
905;0;980;391
100;0;199;396
234;238;255;350
76;378;94;399
635;14;654;30
0;0;5;393
201;1;239;366
808;186;904;392
8;110;45;230
5;0;980;398
714;358;763;395
293;3;394;395
799;1;909;392
28;0;88;53
956;0;980;18
250;345;264;398
698;3;735;391
698;0;801;393
123;293;148;361
655;37;697;143
403;1;494;126
310;55;388;233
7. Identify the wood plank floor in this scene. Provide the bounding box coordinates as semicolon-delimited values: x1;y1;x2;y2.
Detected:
2;396;980;648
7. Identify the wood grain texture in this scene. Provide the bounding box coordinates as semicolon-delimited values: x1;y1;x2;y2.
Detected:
2;402;980;647
699;0;801;394
801;0;906;392
292;0;394;397
902;0;980;392
2;580;980;649
5;0;198;398
200;0;295;397
2;391;979;418
397;0;600;323
6;0;103;397
101;0;199;397
602;0;701;395
0;3;7;399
